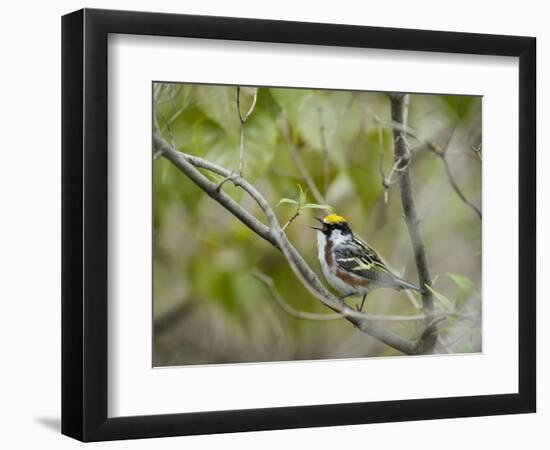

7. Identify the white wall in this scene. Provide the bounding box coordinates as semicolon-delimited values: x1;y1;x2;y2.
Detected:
0;1;545;448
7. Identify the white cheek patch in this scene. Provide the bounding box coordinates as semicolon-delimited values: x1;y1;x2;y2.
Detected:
330;229;351;246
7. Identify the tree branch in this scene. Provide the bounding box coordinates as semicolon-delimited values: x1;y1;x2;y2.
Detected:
155;130;478;354
389;93;438;353
374;115;481;220
253;271;344;321
253;270;475;323
154;133;425;354
154;134;278;249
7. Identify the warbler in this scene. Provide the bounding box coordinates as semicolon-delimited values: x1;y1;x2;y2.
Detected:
312;214;420;311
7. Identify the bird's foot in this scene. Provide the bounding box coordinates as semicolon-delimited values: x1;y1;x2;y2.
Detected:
356;294;367;312
338;293;355;307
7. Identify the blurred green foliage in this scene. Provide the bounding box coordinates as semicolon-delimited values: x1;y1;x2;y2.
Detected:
153;83;482;366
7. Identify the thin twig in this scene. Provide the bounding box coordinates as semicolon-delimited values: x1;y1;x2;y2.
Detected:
374;115;481;220
441;156;482;219
155;132;475;354
382;156;408;203
378;123;391;203
437;123;482;220
377;121;411;203
236;86;258;177
281;210;300;232
153;134;276;248
471;144;482;161
436;120;482;220
389;93;437;353
317;107;330;196
279;112;327;207
155;135;414;353
215;86;258;190
253;271;343;321
374;115;442;156
252;271;461;322
160;104;188;135
157;110;177;150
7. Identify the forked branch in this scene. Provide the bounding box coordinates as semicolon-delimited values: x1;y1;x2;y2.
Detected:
155;132;466;355
388;93;438;353
375;115;481;220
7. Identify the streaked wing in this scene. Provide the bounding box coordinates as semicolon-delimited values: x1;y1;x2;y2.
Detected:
334;237;395;282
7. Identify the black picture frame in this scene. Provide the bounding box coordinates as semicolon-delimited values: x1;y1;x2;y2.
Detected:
61;8;536;442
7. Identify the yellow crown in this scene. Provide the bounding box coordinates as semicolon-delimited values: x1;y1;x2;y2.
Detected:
323;214;347;224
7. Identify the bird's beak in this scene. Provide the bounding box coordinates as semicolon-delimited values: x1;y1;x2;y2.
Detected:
310;217;324;231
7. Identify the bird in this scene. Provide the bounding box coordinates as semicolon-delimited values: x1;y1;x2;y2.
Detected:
312;213;420;311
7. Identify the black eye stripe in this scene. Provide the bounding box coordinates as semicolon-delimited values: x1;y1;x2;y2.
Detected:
327;222;350;232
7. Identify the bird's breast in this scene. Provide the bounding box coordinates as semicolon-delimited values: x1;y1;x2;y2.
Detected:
317;232;334;278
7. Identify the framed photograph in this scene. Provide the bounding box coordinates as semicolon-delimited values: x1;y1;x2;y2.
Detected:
62;8;536;441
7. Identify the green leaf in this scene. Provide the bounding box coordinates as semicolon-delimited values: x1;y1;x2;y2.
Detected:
159;86;281;184
441;95;479;121
269;88;363;167
345;130;387;210
446;273;474;293
278;186;332;212
269;88;312;142
195;85;240;135
302;203;333;210
277;198;299;207
425;284;455;311
297;184;307;207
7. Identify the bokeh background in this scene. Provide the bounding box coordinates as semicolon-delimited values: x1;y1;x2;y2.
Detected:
153;83;482;366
